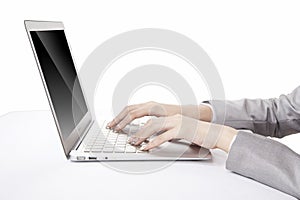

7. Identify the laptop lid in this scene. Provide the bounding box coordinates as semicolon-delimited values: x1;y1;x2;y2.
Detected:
24;20;92;157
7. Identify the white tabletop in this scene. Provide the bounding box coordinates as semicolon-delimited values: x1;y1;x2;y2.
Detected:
0;111;295;200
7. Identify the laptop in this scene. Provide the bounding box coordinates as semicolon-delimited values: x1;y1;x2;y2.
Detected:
24;20;211;161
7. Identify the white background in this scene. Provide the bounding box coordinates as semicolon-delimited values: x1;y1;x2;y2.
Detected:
1;1;300;151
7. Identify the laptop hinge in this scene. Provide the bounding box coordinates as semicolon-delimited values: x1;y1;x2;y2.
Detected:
71;120;94;152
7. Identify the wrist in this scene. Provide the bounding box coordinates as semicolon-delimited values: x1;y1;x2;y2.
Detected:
216;126;238;153
199;104;213;122
164;104;213;121
164;104;181;116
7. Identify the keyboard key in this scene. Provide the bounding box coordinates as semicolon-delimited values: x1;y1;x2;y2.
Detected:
116;138;126;141
114;147;125;153
125;146;137;153
103;144;114;148
108;138;117;141
94;141;106;145
117;135;127;139
92;145;102;148
85;140;95;144
96;137;107;141
90;150;102;153
91;148;102;152
115;143;126;147
83;144;93;147
115;140;125;144
103;148;114;153
101;129;110;134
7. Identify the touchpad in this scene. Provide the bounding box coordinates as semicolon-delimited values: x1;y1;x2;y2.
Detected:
149;139;211;159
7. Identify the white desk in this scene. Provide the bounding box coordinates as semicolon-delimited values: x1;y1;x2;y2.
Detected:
0;111;295;200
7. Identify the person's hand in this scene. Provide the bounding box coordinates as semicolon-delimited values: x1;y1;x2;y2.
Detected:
107;101;180;131
107;101;213;131
128;114;237;153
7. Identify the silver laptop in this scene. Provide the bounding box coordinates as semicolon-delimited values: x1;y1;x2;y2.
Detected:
24;20;211;161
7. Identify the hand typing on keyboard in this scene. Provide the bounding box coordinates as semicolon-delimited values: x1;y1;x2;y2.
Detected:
106;101;237;153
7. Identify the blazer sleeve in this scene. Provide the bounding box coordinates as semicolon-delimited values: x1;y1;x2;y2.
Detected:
206;86;300;138
227;131;300;199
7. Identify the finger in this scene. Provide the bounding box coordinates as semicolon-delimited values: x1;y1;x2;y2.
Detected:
142;130;173;151
107;108;129;128
107;105;138;128
128;119;158;145
130;118;168;146
168;138;181;142
114;109;148;131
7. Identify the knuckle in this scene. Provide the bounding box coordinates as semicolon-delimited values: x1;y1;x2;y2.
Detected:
126;105;132;111
125;105;135;112
173;113;182;117
165;132;173;140
158;134;170;142
130;110;139;118
146;118;154;126
122;106;130;114
147;101;156;106
127;113;134;121
157;136;165;142
172;114;183;120
127;111;139;121
113;117;121;124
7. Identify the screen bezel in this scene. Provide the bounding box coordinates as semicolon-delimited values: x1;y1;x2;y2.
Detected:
24;20;92;157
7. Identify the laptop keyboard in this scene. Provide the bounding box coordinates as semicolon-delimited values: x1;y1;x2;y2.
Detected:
82;122;146;153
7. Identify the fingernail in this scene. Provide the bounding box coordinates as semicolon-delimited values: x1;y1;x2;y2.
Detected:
130;141;135;145
140;145;148;151
140;146;145;150
129;137;137;143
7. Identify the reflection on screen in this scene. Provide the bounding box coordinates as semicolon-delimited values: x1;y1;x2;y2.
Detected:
30;30;88;140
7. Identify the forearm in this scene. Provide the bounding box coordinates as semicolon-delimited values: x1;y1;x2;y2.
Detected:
206;86;300;138
166;103;236;152
226;131;300;199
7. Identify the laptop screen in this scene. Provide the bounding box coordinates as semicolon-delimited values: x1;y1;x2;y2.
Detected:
30;30;88;140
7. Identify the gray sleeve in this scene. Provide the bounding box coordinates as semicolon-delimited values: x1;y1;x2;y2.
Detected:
226;131;300;199
206;86;300;138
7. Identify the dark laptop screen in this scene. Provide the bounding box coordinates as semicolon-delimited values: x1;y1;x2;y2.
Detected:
30;30;88;140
